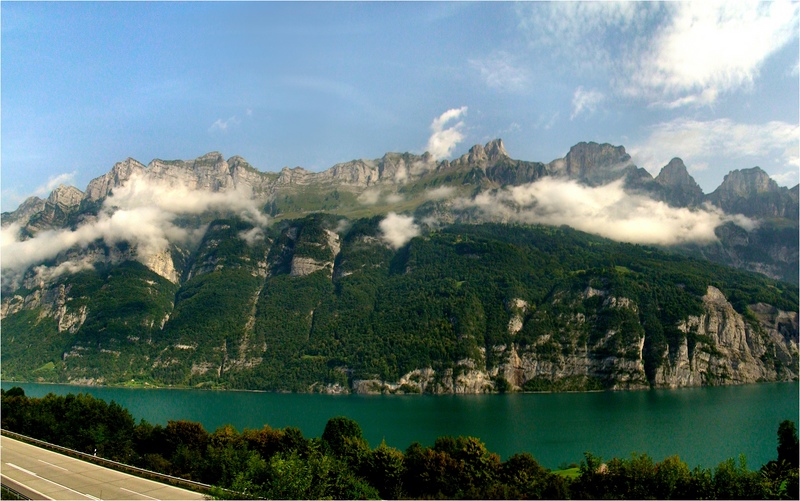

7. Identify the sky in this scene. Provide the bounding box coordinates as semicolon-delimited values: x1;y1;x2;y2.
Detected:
2;1;799;212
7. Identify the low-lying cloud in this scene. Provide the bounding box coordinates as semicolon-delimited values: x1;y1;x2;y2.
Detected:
1;174;270;285
379;212;421;249
425;186;457;200
454;177;755;246
358;189;405;206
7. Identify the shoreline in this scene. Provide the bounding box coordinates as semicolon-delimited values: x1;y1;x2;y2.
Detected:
3;377;797;396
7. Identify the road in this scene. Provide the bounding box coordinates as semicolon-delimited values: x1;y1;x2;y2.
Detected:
0;436;207;500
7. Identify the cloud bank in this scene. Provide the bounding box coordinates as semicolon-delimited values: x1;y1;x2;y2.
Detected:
426;107;468;160
1;174;270;284
454;178;755;246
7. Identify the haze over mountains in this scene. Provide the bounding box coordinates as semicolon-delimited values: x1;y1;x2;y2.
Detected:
1;140;797;392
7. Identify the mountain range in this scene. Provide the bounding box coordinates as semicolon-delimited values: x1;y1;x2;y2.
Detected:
1;140;797;392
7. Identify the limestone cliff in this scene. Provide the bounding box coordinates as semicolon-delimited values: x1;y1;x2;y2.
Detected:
655;286;798;387
346;286;797;394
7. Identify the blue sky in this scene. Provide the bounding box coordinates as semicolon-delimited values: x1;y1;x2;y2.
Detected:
2;1;798;211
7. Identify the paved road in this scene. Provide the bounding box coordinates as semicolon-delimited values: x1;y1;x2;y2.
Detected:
0;436;207;500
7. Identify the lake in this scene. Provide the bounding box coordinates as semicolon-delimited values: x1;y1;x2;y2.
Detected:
2;381;797;469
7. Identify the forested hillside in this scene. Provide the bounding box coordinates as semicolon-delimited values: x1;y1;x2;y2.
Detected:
3;215;797;392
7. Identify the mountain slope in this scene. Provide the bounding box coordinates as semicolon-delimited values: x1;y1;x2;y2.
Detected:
2;217;796;392
1;140;797;392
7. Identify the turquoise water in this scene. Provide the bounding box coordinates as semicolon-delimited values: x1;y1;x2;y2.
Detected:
2;381;797;469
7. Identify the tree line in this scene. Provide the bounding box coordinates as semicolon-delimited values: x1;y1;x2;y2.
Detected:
1;387;797;499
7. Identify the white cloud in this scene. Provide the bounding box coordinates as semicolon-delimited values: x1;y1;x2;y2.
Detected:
454;178;756;246
426;107;468;160
1;174;270;283
31;258;96;285
425;186;457;201
629;118;800;175
516;1;798;108
385;193;405;204
209;115;240;132
357;190;404;206
516;1;658;73
629;0;799;106
534;112;559;130
379;212;421;249
238;227;265;246
357;189;381;206
570;87;605;120
469;51;530;91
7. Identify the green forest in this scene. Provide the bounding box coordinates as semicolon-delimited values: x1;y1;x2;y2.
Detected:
2;216;797;391
1;388;798;500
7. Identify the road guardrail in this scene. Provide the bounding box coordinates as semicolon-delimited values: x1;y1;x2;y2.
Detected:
0;429;232;497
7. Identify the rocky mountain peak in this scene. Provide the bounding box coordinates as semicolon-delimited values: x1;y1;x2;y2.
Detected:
485;139;509;161
198;151;224;161
656;158;692;186
654;158;705;207
47;184;84;208
1;196;46;227
556;142;634;185
708;166;797;219
85;158;147;201
453;139;510;170
467;144;488;164
714;167;779;198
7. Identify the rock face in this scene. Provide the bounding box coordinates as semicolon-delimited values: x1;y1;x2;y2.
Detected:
656;286;798;387
551;142;636;185
48;185;84;208
655;158;705;207
352;286;798;394
1;283;88;334
707;167;799;219
85;158;147;201
1;196;45;227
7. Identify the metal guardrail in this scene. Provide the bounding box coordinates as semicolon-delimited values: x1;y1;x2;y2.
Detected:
0;478;32;500
0;429;224;497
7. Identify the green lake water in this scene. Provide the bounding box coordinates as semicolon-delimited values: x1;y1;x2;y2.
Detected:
2;381;797;469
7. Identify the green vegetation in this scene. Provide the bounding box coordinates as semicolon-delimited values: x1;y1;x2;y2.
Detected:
2;388;797;500
2;216;797;391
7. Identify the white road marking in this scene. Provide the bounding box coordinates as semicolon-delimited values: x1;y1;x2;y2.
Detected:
6;462;100;500
1;472;52;500
38;459;69;471
5;463;37;477
121;486;159;500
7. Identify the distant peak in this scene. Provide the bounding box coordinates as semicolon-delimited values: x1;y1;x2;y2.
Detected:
484;138;508;160
197;151;225;161
666;157;686;169
568;141;627;157
47;184;84;207
657;158;692;182
716;166;778;196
